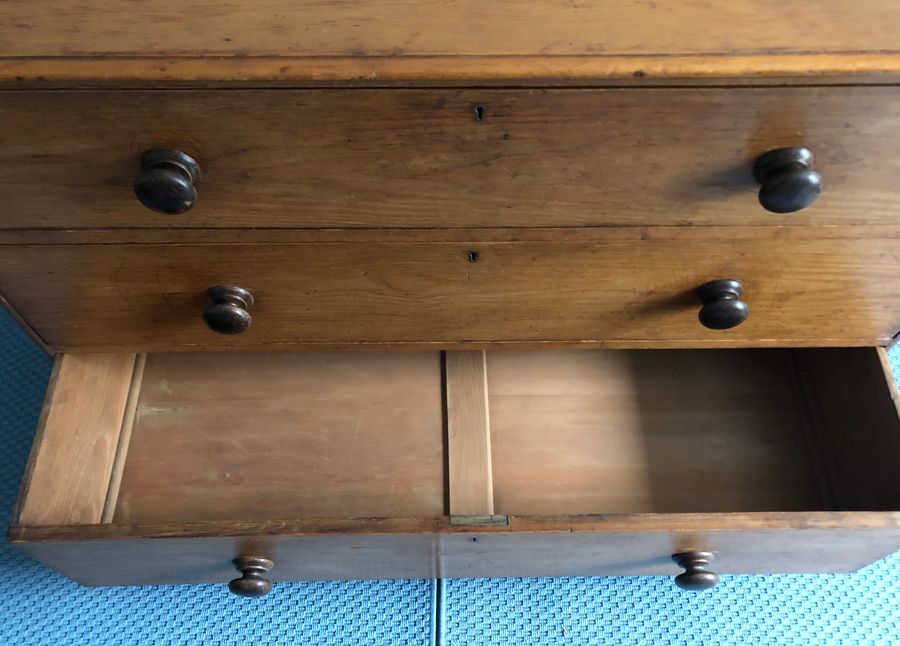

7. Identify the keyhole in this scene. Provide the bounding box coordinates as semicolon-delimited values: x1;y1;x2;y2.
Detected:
474;105;486;122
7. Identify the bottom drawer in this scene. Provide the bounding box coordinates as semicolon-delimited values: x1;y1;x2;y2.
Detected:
9;347;900;595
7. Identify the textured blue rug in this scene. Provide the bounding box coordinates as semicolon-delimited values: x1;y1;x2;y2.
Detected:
0;308;897;645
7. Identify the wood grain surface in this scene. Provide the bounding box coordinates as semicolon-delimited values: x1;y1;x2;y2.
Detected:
9;513;900;585
2;1;900;85
487;349;825;515
446;351;494;516
114;352;445;522
790;348;900;511
15;354;137;526
4;88;900;229
2;236;900;350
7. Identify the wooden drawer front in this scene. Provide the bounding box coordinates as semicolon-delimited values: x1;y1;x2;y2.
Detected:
2;87;900;229
9;347;900;589
11;523;900;587
2;234;900;350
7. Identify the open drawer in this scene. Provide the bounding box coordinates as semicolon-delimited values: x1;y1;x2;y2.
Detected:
8;347;900;595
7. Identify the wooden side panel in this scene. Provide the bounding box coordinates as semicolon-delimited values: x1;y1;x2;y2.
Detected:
9;513;900;585
2;236;900;350
487;350;825;515
4;88;900;229
16;354;137;526
113;352;446;522
446;351;493;516
790;348;900;510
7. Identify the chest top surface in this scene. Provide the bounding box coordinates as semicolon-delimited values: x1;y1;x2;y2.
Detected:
2;0;900;87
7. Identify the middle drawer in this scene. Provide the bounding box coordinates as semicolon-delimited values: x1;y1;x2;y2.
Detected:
2;87;900;229
2;232;900;350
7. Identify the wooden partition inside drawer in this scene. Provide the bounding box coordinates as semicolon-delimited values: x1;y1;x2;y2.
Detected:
9;347;900;586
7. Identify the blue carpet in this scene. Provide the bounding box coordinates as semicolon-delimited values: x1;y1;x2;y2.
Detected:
0;307;897;645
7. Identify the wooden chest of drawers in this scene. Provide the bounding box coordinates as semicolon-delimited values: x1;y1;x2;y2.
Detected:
3;0;900;595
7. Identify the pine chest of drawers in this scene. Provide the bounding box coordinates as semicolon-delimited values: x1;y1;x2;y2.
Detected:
3;1;900;595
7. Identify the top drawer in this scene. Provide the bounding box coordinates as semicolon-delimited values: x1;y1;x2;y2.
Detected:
2;87;900;230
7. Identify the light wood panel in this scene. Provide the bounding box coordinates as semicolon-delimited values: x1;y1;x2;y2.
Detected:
2;236;900;350
487;350;825;515
16;354;137;526
6;55;900;89
3;1;900;85
113;352;445;522
446;351;493;516
790;348;900;511
101;354;147;523
9;513;900;585
5;88;900;229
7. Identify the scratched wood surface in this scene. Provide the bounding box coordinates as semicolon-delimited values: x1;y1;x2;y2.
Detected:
113;352;446;522
3;88;900;229
2;1;900;85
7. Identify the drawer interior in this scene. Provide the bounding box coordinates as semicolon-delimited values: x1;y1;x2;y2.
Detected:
13;347;900;528
487;350;823;514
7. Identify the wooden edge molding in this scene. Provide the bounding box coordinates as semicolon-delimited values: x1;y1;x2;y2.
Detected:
3;53;900;89
54;338;892;354
101;354;147;522
6;225;900;246
446;350;494;516
14;353;138;526
10;511;900;543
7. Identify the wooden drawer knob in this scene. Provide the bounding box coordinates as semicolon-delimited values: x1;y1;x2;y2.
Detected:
753;147;822;213
672;551;719;591
697;279;749;330
228;556;274;597
133;148;201;214
203;285;254;335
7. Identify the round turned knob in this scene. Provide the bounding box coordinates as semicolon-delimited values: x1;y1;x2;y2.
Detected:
697;279;749;330
228;556;274;597
203;285;254;335
672;551;719;591
753;147;822;214
133;148;201;214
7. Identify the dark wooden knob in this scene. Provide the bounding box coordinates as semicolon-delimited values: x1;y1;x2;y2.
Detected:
697;279;749;330
203;285;254;335
228;556;274;597
753;147;822;213
672;551;719;591
134;148;201;214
